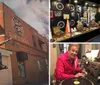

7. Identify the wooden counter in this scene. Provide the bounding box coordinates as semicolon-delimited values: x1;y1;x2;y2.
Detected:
57;28;100;42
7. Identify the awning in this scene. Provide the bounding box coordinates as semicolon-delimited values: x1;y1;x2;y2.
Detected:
16;51;28;61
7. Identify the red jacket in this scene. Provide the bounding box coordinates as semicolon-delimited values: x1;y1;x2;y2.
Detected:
55;52;82;80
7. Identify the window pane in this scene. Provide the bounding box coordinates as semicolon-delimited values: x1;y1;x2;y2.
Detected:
32;35;36;47
18;62;26;78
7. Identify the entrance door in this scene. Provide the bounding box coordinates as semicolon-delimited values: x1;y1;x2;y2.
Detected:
0;53;12;85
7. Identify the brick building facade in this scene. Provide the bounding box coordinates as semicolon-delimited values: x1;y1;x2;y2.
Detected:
0;2;48;85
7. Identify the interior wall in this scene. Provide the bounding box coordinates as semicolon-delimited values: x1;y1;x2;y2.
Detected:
92;44;100;49
97;44;100;49
81;44;99;56
84;44;92;53
50;44;58;77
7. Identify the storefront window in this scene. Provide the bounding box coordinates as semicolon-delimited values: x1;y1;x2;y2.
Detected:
39;40;44;49
39;40;48;52
18;61;26;78
32;35;36;47
37;60;41;71
45;59;48;70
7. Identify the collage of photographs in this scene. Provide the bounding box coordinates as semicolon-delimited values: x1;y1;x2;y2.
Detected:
0;0;100;85
50;0;100;85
